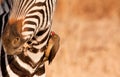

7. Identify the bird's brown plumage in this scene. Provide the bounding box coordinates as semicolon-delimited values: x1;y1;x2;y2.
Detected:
43;31;60;64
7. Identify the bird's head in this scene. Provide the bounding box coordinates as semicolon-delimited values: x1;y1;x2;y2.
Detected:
2;19;26;55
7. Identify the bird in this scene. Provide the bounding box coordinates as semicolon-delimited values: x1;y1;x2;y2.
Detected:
43;31;60;64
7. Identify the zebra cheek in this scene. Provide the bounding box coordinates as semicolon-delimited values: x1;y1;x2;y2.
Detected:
16;19;23;35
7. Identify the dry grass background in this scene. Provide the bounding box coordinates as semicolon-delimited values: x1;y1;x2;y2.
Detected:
46;0;120;77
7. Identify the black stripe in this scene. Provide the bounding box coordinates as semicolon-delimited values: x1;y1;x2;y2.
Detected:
51;0;54;12
32;29;50;50
0;7;10;36
24;27;35;32
1;47;9;77
32;28;49;46
48;0;51;18
1;0;12;76
6;0;11;10
17;0;26;16
4;13;9;30
34;2;45;6
25;1;45;14
23;0;34;13
40;45;47;51
23;1;49;28
36;27;48;36
0;13;4;37
31;2;47;28
39;30;50;44
28;9;45;28
44;5;48;27
18;52;36;68
24;21;37;26
25;15;40;27
7;55;31;76
29;47;39;53
32;65;45;76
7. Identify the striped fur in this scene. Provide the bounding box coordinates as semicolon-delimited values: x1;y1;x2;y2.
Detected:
1;0;57;77
9;0;56;40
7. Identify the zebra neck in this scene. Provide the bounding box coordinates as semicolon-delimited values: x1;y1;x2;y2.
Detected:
1;33;46;77
1;50;45;77
17;50;45;68
27;50;44;64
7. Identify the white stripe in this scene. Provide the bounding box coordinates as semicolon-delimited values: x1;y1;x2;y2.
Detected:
5;55;19;77
0;40;2;77
1;13;8;33
15;56;34;73
33;38;48;49
15;53;44;74
35;0;45;3
23;35;31;40
22;24;36;31
33;73;46;77
45;20;51;28
26;12;43;29
0;67;3;77
36;28;50;41
0;5;4;15
24;0;35;14
27;6;45;13
23;18;38;26
27;50;44;63
33;28;50;49
21;31;34;36
4;0;11;13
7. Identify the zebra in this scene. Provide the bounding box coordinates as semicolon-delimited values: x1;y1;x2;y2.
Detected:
1;0;60;77
0;0;12;76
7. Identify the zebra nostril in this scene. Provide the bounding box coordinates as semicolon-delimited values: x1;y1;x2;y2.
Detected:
19;47;22;51
27;41;32;44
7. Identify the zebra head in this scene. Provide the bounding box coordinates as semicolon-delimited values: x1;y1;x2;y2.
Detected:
2;18;27;55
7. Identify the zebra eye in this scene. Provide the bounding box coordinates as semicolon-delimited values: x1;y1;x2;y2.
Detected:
12;37;20;46
15;37;20;42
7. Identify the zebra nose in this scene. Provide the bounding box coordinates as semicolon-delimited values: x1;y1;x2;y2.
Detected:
18;47;23;52
15;47;23;55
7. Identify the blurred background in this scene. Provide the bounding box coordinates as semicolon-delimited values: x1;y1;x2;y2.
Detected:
46;0;120;77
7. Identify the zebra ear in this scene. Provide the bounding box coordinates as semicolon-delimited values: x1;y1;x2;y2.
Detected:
44;32;60;64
